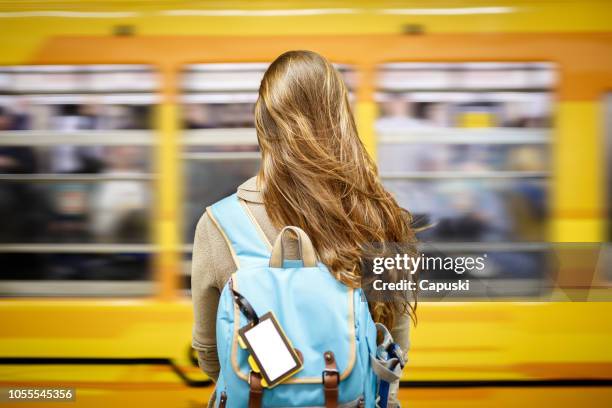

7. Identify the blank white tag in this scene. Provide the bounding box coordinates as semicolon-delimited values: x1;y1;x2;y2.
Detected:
239;312;302;386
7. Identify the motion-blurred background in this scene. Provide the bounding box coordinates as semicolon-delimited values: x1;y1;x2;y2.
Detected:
0;1;611;407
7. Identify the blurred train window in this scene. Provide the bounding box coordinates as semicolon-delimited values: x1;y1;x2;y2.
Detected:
181;64;263;291
376;62;555;296
180;63;356;291
0;65;157;296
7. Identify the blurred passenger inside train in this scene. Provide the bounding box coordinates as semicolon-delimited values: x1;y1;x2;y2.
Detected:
183;103;255;128
0;106;37;173
92;146;149;243
376;94;437;131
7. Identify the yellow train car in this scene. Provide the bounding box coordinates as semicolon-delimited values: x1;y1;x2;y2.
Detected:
0;1;611;406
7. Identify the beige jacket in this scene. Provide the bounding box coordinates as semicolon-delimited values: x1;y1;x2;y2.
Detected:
191;176;409;404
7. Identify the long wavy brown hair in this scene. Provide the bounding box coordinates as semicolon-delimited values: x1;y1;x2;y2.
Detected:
255;50;416;328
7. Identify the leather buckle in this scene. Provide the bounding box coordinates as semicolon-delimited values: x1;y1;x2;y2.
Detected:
322;368;340;385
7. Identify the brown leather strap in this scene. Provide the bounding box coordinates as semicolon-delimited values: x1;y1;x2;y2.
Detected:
248;371;264;408
322;351;339;408
218;391;227;408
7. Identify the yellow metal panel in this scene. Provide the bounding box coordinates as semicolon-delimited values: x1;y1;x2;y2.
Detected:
402;387;612;407
1;300;611;382
407;301;612;381
0;299;194;363
551;102;604;242
0;1;611;44
155;71;181;299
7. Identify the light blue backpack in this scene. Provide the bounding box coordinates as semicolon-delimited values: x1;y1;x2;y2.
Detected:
208;194;403;407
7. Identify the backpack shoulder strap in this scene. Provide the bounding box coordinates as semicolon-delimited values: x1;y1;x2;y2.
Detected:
207;193;272;269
